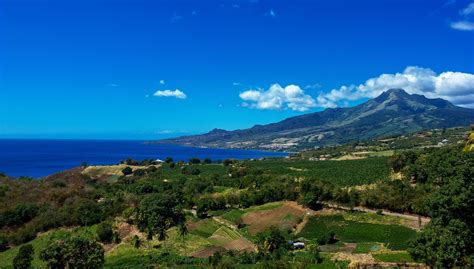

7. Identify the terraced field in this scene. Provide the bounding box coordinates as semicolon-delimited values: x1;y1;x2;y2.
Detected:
298;215;417;250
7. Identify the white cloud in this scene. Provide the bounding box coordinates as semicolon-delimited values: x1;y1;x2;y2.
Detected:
316;66;474;108
305;83;322;90
450;20;474;30
461;2;474;16
159;80;165;85
265;9;277;17
239;84;316;112
451;2;474;31
154;89;187;99
171;14;183;23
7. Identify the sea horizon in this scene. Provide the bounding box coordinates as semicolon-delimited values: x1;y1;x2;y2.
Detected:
0;139;287;178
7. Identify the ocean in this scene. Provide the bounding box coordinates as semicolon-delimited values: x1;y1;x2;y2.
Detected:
0;139;287;178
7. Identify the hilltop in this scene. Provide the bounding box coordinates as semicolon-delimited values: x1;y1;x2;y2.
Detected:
156;89;474;151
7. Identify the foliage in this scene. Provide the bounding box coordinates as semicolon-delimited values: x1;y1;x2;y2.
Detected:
96;221;113;243
408;151;474;267
13;244;34;269
299;215;416;250
121;166;133;176
255;226;288;253
135;193;185;240
0;204;39;228
40;235;104;269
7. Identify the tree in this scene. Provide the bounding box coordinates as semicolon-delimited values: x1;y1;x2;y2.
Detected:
409;219;473;268
136;194;184;240
165;157;173;163
13;244;34;269
132;235;141;249
96;222;113;243
189;158;201;164
178;222;188;238
203;158;212;164
121;166;133;176
132;169;145;177
0;235;8;252
40;236;104;269
408;150;474;267
307;243;322;263
255;226;287;253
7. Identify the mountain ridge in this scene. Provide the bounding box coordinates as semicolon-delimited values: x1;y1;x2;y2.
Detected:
155;89;474;151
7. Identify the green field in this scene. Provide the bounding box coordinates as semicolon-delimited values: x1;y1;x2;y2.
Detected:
373;252;414;263
353;243;381;253
298;215;416;250
245;157;390;186
189;218;222;238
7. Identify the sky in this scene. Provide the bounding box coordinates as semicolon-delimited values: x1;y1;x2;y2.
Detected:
1;0;473;139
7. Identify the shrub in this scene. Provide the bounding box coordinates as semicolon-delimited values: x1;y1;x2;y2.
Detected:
132;169;145;177
121;167;133;176
0;204;39;228
96;222;114;243
13;244;34;269
40;235;104;269
189;158;201;164
0;235;8;252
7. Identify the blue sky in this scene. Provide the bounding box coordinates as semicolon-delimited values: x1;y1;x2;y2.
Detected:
1;0;473;139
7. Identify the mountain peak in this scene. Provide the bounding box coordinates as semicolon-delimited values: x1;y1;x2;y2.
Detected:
375;88;410;102
157;90;474;151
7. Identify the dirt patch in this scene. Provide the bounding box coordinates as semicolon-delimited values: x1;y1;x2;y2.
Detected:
190;246;226;258
116;221;146;242
242;201;306;235
332;252;375;267
82;164;159;178
333;155;366;161
222;238;256;252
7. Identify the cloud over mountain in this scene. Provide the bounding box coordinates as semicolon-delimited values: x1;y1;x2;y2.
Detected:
239;84;316;112
317;66;474;108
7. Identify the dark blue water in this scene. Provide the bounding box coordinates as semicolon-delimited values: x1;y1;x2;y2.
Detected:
0;139;287;178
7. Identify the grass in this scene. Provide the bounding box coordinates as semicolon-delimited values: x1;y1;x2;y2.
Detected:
373;252;414;263
105;244;159;269
298;215;416;250
244;201;283;212
220;209;246;224
353;243;381;253
189;218;221;238
208;226;242;246
0;226;96;269
342;211;412;228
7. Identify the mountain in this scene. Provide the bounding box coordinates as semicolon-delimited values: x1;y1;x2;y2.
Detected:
156;89;474;151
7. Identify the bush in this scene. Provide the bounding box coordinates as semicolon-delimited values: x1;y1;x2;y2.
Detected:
189;158;201;164
121;167;133;175
132;169;145;177
96;222;114;243
0;204;39;228
13;244;34;269
0;235;8;252
40;235;104;269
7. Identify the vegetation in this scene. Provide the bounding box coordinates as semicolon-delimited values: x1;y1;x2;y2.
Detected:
40;235;104;269
13;244;34;269
0;130;472;267
299;215;416;250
